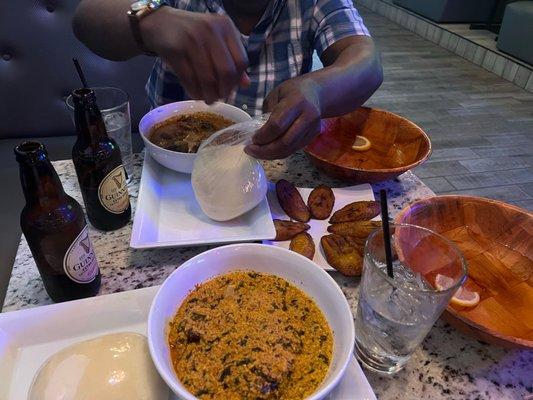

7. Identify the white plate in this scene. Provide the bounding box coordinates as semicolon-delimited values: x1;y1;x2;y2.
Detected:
264;183;379;270
0;286;376;400
130;154;276;249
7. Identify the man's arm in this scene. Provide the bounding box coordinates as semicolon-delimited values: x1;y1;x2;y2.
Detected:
247;36;383;160
72;0;142;61
316;36;383;117
72;0;248;102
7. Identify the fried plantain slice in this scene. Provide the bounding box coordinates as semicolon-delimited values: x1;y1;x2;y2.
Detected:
307;185;335;220
273;219;311;241
276;179;310;223
329;201;381;223
321;234;364;276
289;232;315;259
327;220;381;239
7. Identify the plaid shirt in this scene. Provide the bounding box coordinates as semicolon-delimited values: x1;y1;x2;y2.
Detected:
146;0;370;116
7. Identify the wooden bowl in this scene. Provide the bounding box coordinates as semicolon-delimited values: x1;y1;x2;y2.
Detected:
396;196;533;349
304;107;431;184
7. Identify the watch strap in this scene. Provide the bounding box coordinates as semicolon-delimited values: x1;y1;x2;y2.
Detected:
127;1;166;56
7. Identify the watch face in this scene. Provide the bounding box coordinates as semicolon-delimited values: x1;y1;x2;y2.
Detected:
131;0;150;12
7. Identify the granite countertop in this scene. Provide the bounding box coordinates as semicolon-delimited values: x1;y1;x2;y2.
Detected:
2;152;531;399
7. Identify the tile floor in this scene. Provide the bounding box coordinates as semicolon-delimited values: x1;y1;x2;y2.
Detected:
357;5;533;210
356;0;533;92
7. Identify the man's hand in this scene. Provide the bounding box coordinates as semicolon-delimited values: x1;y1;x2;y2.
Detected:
245;36;382;160
141;7;249;103
245;79;322;160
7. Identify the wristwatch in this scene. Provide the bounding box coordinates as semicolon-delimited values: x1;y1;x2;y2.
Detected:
127;0;167;56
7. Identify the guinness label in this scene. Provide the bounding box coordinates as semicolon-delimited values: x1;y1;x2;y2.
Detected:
63;226;99;283
98;165;129;214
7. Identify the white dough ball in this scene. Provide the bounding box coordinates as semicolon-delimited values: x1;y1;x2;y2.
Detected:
192;145;267;221
29;332;168;400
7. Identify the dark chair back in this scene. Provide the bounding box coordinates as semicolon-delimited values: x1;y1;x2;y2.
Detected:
493;0;523;23
0;0;154;139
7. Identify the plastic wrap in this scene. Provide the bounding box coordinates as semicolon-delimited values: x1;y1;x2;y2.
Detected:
191;115;269;221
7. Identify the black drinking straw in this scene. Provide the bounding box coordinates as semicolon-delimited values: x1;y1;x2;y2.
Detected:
72;58;88;88
380;189;394;279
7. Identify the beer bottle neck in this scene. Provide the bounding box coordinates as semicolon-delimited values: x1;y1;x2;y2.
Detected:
72;88;109;146
18;153;67;207
74;103;109;146
15;142;66;207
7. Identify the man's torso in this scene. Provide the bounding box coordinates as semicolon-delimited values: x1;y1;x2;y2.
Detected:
146;0;368;115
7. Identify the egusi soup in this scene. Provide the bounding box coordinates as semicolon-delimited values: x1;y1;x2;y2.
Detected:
149;112;234;153
167;271;333;399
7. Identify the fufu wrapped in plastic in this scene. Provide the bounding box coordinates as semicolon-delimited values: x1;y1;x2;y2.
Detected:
191;116;268;221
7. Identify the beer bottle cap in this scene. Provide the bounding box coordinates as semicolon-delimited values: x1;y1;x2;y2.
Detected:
14;141;48;164
72;88;97;107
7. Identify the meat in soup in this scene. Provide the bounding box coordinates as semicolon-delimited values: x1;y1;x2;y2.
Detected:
149;112;234;153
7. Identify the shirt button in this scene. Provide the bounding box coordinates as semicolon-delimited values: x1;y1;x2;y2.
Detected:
242;104;248;110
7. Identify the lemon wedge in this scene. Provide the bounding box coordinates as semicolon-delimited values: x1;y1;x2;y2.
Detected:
435;274;480;308
449;288;480;307
351;135;371;151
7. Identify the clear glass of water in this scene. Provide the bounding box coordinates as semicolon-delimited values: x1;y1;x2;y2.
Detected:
354;224;466;374
66;87;133;182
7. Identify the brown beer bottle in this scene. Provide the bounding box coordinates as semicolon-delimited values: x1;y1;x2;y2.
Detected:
15;141;101;302
71;88;131;231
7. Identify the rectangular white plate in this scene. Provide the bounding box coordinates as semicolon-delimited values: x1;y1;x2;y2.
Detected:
131;154;276;249
264;183;379;270
0;286;376;400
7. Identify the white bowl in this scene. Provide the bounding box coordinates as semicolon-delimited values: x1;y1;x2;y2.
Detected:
148;243;355;400
139;101;252;173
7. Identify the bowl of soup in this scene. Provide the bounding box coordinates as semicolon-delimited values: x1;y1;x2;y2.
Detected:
139;101;252;173
148;243;355;400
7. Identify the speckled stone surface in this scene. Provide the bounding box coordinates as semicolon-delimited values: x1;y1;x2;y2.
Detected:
2;152;532;399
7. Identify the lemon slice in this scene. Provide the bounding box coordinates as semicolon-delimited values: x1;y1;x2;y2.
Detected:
450;287;480;307
435;274;480;308
351;135;371;151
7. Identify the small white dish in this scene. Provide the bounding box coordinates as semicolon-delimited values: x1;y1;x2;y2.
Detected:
130;154;276;249
264;183;379;270
0;285;375;400
139;101;251;173
148;243;356;400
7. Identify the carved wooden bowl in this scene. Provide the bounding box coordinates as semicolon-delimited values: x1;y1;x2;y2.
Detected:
396;196;533;349
304;107;431;184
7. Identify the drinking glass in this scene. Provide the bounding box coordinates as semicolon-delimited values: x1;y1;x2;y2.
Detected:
66;87;133;182
354;224;466;374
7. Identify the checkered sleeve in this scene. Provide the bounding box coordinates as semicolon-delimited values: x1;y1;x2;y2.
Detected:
313;0;370;57
145;58;187;108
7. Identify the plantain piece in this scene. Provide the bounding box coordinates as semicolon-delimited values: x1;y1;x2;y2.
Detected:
276;179;310;222
327;220;381;239
342;235;366;248
321;234;364;276
329;201;381;223
289;232;315;259
273;219;310;241
307;185;335;220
